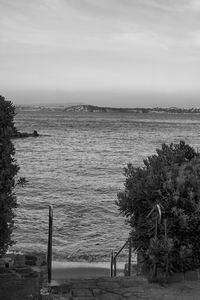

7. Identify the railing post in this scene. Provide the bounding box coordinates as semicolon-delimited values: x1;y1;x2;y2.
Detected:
47;205;53;284
110;251;114;277
128;238;132;276
114;252;117;277
110;240;130;277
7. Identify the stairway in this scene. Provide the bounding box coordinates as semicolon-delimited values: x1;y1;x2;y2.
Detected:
42;276;148;300
41;275;200;300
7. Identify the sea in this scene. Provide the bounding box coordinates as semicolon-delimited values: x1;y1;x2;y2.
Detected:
11;109;200;262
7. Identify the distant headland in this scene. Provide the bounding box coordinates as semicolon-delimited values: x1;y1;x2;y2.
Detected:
16;104;200;114
64;104;200;114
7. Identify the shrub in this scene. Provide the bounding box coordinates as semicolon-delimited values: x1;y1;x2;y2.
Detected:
117;141;200;280
0;95;19;255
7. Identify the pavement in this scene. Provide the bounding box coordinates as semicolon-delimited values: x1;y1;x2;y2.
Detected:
43;275;200;300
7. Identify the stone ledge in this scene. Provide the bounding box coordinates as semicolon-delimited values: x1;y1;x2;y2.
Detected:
184;270;200;281
124;263;200;283
0;253;46;269
166;269;200;283
0;253;48;299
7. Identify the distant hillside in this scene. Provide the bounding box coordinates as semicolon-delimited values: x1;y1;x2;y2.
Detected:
64;104;200;114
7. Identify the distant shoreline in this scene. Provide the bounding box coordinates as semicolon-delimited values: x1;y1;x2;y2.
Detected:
16;104;200;114
52;261;126;282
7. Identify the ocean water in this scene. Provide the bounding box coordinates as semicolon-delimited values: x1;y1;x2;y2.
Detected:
12;110;200;262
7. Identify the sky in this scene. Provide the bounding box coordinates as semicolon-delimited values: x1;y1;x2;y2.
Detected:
1;0;200;107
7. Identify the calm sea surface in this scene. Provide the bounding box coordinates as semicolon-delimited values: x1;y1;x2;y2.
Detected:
12;110;200;261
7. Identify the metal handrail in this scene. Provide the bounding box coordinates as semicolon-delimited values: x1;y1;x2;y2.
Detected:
110;237;132;277
110;205;164;278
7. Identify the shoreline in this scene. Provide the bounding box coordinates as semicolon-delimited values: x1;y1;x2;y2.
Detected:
52;261;126;282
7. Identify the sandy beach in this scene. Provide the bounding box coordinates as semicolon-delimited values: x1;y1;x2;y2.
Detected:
52;261;125;283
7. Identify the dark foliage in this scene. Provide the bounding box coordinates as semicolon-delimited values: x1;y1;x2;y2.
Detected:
117;141;200;280
0;95;19;255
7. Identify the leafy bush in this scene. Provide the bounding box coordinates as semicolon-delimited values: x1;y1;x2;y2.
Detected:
0;95;19;255
117;141;200;280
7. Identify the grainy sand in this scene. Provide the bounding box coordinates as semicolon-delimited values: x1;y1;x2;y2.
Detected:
52;261;125;283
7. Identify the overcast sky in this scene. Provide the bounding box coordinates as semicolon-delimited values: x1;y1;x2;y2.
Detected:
1;0;200;107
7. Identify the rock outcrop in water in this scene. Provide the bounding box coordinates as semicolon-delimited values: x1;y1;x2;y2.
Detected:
11;127;39;139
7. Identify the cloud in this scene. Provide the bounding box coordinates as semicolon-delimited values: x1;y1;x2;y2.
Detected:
189;0;200;12
0;0;200;96
190;31;200;47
